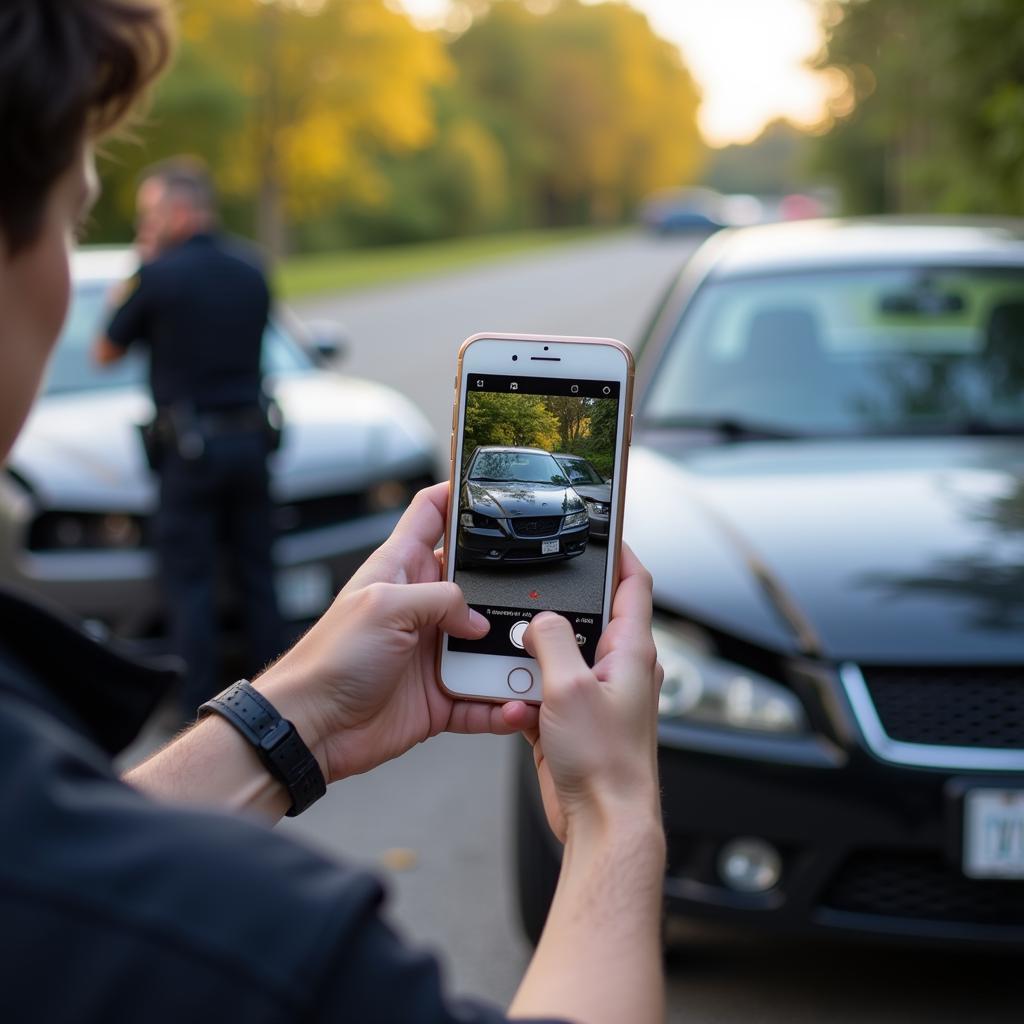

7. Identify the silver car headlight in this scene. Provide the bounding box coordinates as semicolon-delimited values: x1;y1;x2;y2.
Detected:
564;510;588;528
653;621;807;734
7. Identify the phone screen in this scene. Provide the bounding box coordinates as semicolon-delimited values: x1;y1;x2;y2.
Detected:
447;372;622;666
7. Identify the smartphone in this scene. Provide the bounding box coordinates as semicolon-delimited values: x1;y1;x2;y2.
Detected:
438;333;634;703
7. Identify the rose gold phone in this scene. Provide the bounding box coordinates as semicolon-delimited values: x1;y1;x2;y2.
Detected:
438;333;634;703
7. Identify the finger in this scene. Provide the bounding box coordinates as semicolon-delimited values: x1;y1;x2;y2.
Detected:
523;612;592;693
387;483;450;552
501;700;539;733
610;543;654;626
377;580;488;639
446;699;537;735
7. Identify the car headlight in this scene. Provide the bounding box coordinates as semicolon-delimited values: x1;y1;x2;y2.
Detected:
366;479;410;512
460;510;502;529
564;510;588;528
586;500;610;516
653;621;807;734
28;512;145;551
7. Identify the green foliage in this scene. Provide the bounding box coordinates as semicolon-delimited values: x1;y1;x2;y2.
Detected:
451;0;704;227
554;397;617;476
816;0;1024;215
89;0;703;253
702;120;814;196
463;393;561;467
461;392;618;476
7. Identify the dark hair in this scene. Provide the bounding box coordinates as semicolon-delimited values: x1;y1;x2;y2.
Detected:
0;0;172;254
142;156;219;218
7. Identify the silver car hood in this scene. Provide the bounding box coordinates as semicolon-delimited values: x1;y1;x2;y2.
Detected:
9;371;435;511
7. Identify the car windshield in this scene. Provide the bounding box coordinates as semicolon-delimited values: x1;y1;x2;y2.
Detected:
43;281;315;395
558;458;604;485
643;267;1024;437
470;451;568;485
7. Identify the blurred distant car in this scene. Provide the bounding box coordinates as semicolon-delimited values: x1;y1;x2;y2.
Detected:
641;187;729;234
1;248;437;651
515;218;1024;950
554;453;611;540
457;446;589;568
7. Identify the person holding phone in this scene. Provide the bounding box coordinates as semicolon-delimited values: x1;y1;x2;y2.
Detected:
0;3;665;1023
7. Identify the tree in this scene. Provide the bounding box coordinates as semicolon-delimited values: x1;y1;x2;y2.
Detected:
463;392;561;468
451;0;704;225
816;0;1024;215
542;396;592;448
95;0;451;257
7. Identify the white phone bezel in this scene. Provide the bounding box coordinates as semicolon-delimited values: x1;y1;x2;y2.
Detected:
439;334;631;704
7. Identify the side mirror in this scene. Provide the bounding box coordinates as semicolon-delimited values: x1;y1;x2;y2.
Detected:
303;319;349;365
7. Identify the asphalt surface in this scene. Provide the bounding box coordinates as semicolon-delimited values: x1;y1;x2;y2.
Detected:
275;231;1022;1022
456;540;607;614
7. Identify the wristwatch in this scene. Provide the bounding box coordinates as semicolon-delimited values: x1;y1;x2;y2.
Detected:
199;680;326;816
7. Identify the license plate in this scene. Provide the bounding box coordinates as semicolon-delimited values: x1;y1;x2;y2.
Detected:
963;789;1024;878
541;539;560;555
276;564;333;619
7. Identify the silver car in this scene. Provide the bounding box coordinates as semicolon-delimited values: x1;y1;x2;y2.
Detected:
1;247;437;649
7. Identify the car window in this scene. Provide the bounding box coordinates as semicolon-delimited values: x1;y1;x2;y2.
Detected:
558;458;604;485
470;451;568;485
643;267;1024;435
43;281;314;395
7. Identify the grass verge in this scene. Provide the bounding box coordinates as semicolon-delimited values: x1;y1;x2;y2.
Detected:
277;226;616;300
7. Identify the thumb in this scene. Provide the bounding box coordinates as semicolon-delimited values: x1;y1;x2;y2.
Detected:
523;612;592;694
380;581;490;640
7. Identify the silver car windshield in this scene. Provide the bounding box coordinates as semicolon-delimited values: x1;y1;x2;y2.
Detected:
644;267;1024;436
559;459;604;485
43;282;314;395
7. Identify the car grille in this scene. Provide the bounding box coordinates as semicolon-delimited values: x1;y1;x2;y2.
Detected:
823;852;1024;927
511;516;563;539
859;666;1024;749
274;492;368;534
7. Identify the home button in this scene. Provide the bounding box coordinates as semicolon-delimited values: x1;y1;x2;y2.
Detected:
507;668;533;694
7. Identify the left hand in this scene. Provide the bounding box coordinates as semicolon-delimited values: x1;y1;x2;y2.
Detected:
255;484;539;782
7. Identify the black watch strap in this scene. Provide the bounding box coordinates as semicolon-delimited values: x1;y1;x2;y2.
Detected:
199;680;326;817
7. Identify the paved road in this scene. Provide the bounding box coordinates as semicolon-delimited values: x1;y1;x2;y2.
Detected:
457;541;607;613
280;232;1020;1022
297;230;692;452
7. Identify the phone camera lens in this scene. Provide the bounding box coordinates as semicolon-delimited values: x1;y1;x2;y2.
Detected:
512;354;518;361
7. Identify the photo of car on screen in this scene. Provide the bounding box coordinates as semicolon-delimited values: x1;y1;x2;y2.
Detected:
450;383;620;653
457;446;590;569
553;453;611;540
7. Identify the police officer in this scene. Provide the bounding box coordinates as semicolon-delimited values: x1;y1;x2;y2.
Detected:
94;158;283;719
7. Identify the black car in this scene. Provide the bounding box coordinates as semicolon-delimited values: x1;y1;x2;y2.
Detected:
514;218;1024;950
554;454;611;540
457;447;589;568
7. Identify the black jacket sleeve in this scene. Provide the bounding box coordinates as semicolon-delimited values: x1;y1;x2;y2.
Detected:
105;267;154;349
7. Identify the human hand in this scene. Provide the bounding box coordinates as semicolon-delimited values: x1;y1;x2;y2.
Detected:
256;484;539;783
522;546;663;842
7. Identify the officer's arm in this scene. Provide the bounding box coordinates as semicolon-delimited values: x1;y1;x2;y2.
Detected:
94;270;149;366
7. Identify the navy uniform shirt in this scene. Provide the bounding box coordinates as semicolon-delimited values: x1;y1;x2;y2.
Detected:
106;232;269;410
0;588;565;1024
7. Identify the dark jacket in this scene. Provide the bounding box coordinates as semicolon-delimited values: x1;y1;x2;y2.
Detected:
0;587;560;1023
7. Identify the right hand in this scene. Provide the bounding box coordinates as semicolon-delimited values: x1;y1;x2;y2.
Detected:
522;546;663;842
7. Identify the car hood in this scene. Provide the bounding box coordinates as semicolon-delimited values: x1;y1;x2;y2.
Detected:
626;434;1024;663
462;480;583;518
572;482;611;503
9;371;435;511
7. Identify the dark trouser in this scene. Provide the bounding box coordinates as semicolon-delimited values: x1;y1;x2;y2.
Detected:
156;431;283;718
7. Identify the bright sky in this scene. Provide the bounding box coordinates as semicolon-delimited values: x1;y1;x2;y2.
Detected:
396;0;836;147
